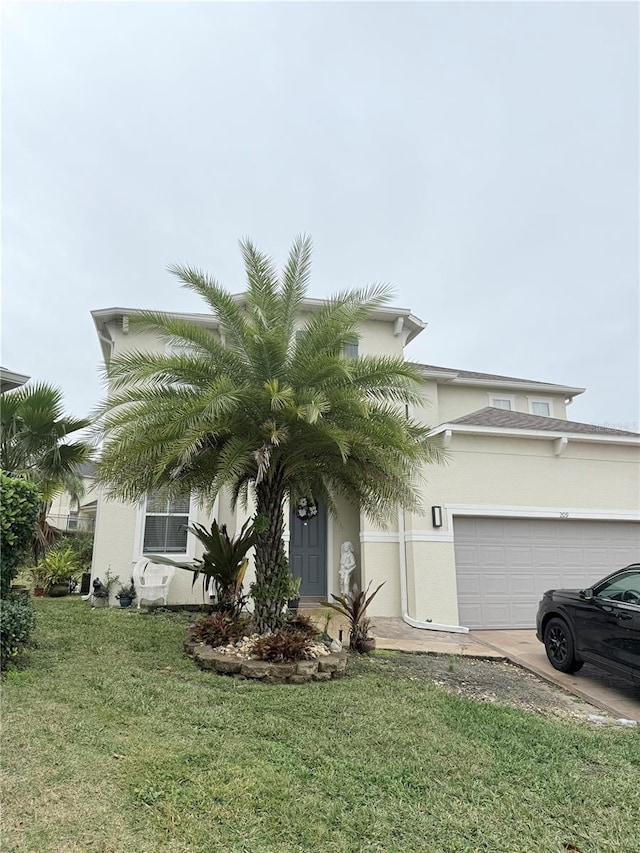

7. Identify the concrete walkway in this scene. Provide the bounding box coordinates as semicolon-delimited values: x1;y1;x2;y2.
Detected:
370;617;504;658
301;610;504;658
472;630;640;723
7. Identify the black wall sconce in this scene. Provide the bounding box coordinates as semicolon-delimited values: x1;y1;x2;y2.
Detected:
431;506;443;528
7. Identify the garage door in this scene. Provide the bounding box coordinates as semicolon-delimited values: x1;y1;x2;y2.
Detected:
454;517;640;629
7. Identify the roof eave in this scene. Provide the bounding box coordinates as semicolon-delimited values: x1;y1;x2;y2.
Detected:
430;423;640;446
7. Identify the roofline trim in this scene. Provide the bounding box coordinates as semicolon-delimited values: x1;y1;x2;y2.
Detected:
429;422;640;446
416;366;584;397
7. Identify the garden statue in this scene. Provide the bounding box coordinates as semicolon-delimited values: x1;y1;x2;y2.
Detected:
338;541;356;595
92;578;109;598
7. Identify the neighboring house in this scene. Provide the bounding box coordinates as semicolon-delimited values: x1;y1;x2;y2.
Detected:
90;303;640;630
47;462;98;534
0;367;30;393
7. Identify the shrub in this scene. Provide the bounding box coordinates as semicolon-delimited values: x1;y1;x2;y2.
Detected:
59;531;94;572
0;473;40;598
41;546;79;593
1;596;36;670
252;628;316;662
188;612;253;648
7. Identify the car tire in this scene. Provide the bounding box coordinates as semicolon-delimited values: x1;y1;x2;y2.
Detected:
543;617;584;674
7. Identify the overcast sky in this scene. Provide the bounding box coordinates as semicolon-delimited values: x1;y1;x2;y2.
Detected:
2;1;638;431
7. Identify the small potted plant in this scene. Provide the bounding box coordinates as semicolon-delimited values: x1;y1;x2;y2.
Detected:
325;580;385;653
116;578;137;609
30;566;49;597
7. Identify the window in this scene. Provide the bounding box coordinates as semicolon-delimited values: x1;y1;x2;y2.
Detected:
489;396;515;411
143;489;191;554
528;398;553;417
343;338;359;360
595;571;640;605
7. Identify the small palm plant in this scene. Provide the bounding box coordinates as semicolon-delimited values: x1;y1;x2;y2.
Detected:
151;518;258;615
0;382;93;564
325;581;385;653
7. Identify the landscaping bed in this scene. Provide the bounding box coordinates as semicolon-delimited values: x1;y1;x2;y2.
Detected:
185;638;347;682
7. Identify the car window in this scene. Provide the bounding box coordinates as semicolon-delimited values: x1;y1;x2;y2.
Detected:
595;571;640;604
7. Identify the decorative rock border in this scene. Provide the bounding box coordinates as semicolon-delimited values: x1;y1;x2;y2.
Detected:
184;639;347;683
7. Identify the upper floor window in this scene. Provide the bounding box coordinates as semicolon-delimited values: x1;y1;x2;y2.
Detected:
143;489;191;554
489;395;515;411
343;338;359;360
528;398;553;417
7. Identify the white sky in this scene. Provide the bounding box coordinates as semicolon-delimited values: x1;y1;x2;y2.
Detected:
2;1;638;430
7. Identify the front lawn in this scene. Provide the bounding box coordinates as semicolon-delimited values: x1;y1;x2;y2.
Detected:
2;599;638;853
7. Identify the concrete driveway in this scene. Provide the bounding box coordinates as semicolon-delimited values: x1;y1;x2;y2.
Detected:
472;629;640;722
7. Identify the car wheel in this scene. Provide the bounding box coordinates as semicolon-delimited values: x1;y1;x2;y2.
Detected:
543;618;584;674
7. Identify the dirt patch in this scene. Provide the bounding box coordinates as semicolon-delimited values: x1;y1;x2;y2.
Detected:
367;651;607;722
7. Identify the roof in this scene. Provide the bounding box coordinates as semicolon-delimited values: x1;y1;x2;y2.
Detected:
448;407;640;437
92;297;426;361
0;367;30;394
416;363;584;398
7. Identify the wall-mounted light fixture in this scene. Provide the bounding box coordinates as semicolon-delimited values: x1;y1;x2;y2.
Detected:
431;506;443;528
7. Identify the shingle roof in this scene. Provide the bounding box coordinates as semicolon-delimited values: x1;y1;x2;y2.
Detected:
417;363;579;390
448;407;640;437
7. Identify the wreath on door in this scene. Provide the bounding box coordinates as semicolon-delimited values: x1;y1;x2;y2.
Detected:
296;497;318;520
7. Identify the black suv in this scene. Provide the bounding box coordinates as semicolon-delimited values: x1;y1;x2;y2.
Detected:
536;564;640;684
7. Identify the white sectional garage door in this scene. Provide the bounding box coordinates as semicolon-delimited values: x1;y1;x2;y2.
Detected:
454;517;640;629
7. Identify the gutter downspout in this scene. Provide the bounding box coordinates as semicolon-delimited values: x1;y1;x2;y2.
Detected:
398;506;469;634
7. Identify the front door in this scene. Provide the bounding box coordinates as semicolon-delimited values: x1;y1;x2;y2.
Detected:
289;499;327;598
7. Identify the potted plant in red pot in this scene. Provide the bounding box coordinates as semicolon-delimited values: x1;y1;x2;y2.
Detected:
30;566;49;597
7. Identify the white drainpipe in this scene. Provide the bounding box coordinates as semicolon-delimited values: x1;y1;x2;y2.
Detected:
398;506;469;634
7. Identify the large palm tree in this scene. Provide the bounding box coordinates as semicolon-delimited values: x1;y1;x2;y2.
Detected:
0;383;93;562
96;236;442;631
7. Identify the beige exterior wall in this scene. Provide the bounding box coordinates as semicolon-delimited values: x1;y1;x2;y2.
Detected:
435;384;568;424
415;434;640;515
91;306;638;624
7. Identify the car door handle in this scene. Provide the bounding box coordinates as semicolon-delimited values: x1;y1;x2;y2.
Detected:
614;611;632;621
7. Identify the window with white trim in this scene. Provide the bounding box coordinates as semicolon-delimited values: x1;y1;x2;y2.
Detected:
528;398;553;417
489;396;515;411
143;489;191;554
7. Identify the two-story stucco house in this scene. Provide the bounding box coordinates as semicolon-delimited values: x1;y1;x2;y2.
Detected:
90;300;640;631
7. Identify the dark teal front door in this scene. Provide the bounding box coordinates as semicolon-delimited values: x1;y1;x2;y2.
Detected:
289;500;327;597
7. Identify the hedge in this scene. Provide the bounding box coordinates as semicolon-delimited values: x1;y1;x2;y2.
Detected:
0;472;40;598
0;596;36;670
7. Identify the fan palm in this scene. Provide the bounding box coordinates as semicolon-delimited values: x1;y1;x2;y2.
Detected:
95;236;442;632
0;383;93;562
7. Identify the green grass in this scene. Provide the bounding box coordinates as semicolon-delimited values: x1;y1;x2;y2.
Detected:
2;599;638;853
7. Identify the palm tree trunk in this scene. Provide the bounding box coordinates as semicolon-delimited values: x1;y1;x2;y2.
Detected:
253;468;287;633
